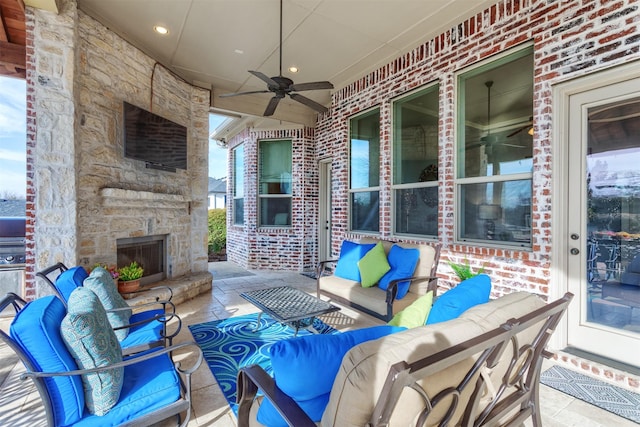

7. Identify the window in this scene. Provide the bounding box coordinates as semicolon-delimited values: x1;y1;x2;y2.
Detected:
456;46;533;246
392;84;440;237
259;139;292;226
349;109;380;232
232;144;244;225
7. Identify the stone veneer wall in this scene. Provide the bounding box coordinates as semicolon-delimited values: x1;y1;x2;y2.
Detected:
25;0;210;297
226;127;317;271
314;0;640;390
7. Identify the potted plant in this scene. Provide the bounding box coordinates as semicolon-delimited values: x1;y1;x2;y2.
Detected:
117;261;144;294
448;258;485;282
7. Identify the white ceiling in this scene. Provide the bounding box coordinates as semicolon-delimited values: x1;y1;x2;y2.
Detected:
77;0;500;135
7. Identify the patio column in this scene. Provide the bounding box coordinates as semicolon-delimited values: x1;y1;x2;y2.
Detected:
25;0;79;298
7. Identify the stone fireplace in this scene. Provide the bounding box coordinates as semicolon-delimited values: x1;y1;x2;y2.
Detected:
117;234;167;286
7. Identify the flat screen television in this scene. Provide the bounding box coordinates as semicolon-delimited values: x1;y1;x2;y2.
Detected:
123;101;187;172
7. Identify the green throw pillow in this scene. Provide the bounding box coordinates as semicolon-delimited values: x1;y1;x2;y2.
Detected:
60;287;123;416
388;291;433;328
357;241;391;288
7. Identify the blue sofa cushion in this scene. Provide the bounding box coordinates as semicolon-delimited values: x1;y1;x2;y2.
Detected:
10;296;85;426
334;240;375;282
426;274;492;325
61;287;124;416
120;310;165;349
378;245;420;299
83;267;132;341
73;351;181;426
257;325;405;426
55;266;89;303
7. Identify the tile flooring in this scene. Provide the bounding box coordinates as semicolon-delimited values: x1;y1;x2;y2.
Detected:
0;264;638;426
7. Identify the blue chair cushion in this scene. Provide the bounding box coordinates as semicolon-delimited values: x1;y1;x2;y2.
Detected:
83;267;132;341
334;240;375;282
10;296;85;426
73;352;181;426
257;325;406;426
55;266;89;303
120;310;165;349
378;245;420;299
61;287;124;416
426;274;492;324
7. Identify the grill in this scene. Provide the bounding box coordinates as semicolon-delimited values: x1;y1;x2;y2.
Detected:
0;217;26;266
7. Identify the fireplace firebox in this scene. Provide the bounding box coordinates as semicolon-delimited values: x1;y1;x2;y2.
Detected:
116;234;167;285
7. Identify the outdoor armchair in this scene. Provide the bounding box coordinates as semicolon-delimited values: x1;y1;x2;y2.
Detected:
0;292;202;427
37;262;181;355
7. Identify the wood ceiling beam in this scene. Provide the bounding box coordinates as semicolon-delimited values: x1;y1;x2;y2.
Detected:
0;39;25;69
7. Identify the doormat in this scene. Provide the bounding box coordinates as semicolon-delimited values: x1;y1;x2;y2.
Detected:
188;312;337;415
540;365;640;423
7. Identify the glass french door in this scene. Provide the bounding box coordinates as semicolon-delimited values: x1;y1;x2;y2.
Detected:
566;77;640;367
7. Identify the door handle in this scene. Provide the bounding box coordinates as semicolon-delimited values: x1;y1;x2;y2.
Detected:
570;248;580;255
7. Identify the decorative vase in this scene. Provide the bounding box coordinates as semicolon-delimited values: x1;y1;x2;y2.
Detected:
118;279;140;296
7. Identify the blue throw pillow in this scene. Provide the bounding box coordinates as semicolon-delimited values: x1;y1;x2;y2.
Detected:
378;245;420;299
426;274;492;325
55;266;89;303
61;287;124;416
83;267;132;341
333;240;375;282
256;325;405;426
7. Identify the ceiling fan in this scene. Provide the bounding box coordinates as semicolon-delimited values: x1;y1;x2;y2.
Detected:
467;81;527;150
219;0;334;117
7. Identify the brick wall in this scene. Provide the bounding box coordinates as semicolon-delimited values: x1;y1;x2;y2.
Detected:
314;0;640;389
227;127;316;271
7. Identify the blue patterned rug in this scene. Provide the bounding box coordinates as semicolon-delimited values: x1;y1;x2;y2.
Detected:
541;365;640;423
188;313;337;415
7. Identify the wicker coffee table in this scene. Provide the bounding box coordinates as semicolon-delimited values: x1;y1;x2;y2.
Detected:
240;286;340;336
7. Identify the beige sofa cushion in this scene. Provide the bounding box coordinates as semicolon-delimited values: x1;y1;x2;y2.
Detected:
320;292;545;427
318;274;417;317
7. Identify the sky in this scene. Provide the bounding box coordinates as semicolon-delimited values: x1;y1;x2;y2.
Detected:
0;76;27;199
0;75;228;200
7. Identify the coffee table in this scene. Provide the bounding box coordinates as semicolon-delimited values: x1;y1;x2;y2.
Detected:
240;286;340;336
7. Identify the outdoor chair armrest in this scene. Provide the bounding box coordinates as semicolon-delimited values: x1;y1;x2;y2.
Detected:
385;275;438;303
20;341;203;380
316;259;339;297
237;364;316;427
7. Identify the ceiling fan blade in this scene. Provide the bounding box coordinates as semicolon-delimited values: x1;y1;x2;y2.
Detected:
263;96;282;116
289;93;328;113
219;90;271;98
249;70;279;87
289;81;334;91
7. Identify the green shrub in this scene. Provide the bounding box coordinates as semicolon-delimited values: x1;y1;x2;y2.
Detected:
208;209;227;254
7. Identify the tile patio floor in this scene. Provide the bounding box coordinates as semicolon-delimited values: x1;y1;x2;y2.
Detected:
0;262;637;426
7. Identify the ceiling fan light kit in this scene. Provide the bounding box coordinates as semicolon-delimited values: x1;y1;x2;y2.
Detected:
219;0;334;117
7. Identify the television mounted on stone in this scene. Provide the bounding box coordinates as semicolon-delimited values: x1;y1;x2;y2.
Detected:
123;101;187;172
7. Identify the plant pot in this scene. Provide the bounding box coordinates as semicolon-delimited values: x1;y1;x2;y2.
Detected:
118;279;140;296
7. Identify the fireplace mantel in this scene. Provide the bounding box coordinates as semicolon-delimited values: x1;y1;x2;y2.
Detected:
100;188;189;209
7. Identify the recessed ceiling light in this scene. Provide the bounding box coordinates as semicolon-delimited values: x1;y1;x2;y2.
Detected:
154;25;169;35
234;49;244;54
289;66;299;73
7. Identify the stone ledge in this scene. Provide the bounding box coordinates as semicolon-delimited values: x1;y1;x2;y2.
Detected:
100;187;189;209
125;271;212;310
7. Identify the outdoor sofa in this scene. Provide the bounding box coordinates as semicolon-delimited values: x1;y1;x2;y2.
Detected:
236;289;573;427
316;238;441;321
